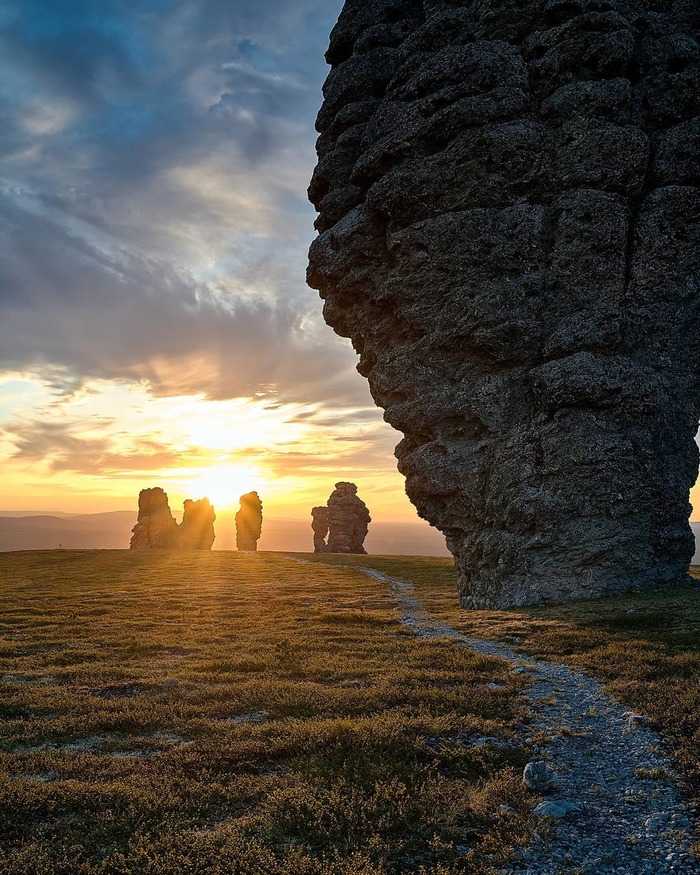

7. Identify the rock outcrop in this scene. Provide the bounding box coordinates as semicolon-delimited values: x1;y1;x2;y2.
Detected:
311;505;330;552
180;498;216;550
235;491;263;551
130;488;215;550
308;2;700;607
129;487;180;549
313;482;371;553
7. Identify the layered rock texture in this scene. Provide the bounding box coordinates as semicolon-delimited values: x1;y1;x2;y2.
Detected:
130;488;180;549
308;1;700;607
130;488;215;550
313;482;371;553
235;492;263;551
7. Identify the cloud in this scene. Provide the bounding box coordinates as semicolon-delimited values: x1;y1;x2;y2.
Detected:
0;0;356;408
1;416;202;475
0;1;420;520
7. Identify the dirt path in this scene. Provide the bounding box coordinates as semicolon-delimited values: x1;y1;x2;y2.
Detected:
354;565;698;875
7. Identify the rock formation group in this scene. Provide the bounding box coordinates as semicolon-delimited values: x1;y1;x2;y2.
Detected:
308;1;700;607
130;488;215;550
235;491;263;551
129;484;371;556
312;481;371;554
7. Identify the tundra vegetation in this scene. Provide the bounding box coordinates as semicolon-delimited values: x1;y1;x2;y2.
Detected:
0;551;698;872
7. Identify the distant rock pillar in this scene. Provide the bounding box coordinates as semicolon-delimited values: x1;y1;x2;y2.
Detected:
129;487;179;549
179;498;216;550
236;492;263;551
327;482;371;554
313;482;371;554
311;505;330;552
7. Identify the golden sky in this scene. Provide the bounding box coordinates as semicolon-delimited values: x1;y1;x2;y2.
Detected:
2;372;699;522
0;373;420;520
0;0;698;528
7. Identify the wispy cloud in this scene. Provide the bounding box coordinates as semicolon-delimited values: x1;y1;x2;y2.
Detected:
0;1;429;521
0;0;348;404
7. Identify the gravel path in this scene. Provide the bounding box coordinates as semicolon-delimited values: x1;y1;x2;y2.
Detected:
353;565;699;875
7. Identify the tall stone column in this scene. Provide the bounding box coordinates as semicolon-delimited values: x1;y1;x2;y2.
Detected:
236;492;263;552
308;0;700;607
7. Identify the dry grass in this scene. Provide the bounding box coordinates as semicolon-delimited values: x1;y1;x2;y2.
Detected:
313;554;700;843
0;550;533;875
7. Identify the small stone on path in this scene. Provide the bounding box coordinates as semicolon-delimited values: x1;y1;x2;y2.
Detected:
524;760;557;793
533;800;582;818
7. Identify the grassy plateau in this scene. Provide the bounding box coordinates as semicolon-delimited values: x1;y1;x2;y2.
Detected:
0;550;698;873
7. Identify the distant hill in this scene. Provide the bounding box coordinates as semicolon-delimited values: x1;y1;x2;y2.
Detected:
1;511;694;562
0;512;136;551
0;510;450;557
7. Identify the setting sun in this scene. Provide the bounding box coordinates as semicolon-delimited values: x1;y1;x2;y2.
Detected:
184;464;264;510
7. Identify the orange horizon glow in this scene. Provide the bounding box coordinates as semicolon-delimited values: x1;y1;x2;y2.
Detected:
0;371;422;523
1;372;699;525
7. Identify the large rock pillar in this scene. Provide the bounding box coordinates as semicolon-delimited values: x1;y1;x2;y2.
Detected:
308;0;700;607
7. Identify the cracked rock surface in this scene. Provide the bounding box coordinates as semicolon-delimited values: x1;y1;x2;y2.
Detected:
308;0;700;607
130;488;215;550
129;487;180;549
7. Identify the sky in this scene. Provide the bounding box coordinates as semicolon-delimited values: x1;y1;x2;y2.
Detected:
0;0;430;522
0;1;698;525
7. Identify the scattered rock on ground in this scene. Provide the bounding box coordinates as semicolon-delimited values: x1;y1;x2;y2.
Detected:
337;563;700;875
533;800;582;819
524;760;557;793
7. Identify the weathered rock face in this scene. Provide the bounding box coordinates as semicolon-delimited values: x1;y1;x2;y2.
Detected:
308;1;700;607
130;487;180;549
313;482;371;553
180;498;216;550
130;489;216;550
235;492;263;551
311;505;330;552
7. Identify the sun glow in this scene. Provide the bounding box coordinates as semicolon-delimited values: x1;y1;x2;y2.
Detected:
0;371;423;520
183;464;265;510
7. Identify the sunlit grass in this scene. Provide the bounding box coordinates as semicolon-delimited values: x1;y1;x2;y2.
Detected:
3;551;698;871
314;554;700;853
0;551;532;875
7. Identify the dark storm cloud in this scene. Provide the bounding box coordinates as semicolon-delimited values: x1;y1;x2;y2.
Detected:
0;0;354;405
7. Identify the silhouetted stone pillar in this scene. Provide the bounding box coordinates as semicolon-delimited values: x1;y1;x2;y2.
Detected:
309;1;700;607
236;492;263;551
311;505;330;552
180;498;216;550
130;488;216;550
130;487;179;549
312;482;371;554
